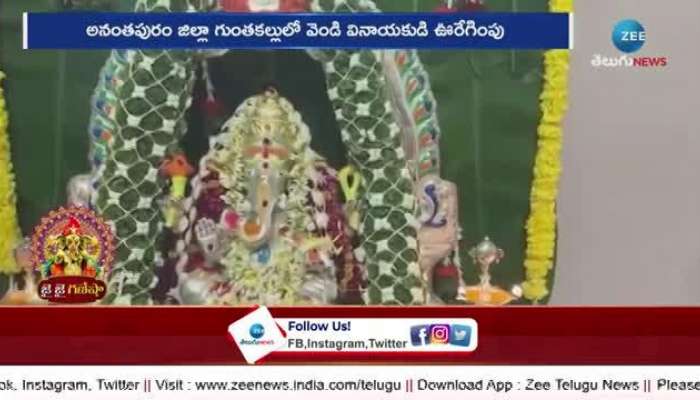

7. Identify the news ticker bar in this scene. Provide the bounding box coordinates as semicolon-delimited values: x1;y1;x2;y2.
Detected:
0;366;698;399
22;12;573;50
0;307;699;365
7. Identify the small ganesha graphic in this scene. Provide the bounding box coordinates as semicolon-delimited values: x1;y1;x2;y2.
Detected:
32;206;114;280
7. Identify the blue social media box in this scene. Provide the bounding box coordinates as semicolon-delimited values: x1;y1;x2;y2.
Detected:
449;324;472;347
410;325;431;346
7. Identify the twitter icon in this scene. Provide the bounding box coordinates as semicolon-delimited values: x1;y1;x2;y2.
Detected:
449;324;472;347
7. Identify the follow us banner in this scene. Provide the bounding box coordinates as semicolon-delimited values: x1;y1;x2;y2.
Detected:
22;12;573;50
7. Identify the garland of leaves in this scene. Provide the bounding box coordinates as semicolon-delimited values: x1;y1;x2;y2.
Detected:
522;0;572;302
0;71;22;275
94;0;203;304
309;0;423;305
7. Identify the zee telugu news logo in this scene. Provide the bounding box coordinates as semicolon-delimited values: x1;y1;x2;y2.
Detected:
410;324;472;347
238;323;275;346
592;19;668;69
249;323;265;339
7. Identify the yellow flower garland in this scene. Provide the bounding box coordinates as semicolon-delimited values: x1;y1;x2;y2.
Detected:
522;0;572;302
0;70;22;274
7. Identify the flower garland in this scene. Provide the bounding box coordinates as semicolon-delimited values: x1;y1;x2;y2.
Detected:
219;157;316;305
0;71;22;275
522;0;572;303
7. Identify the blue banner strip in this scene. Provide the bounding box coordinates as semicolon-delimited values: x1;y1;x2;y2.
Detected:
24;12;571;50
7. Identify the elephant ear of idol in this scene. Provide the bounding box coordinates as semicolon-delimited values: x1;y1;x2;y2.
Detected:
94;0;205;305
308;0;425;305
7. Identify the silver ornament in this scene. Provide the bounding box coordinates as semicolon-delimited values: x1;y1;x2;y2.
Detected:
469;236;504;267
67;174;94;207
178;271;215;305
468;237;505;286
299;272;337;305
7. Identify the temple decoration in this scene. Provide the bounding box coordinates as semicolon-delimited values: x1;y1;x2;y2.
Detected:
171;89;360;305
338;166;361;232
80;50;129;213
78;0;469;306
322;165;364;304
0;239;44;305
92;0;207;304
522;0;572;303
461;237;519;305
160;153;195;228
382;48;464;303
88;51;125;186
76;0;566;306
0;71;22;275
64;51;128;212
67;174;94;207
198;59;226;120
308;0;425;305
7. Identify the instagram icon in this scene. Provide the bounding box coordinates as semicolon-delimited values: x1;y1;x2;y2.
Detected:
430;324;450;344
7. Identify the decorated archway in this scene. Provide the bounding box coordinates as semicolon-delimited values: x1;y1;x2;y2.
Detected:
91;0;432;305
0;0;570;306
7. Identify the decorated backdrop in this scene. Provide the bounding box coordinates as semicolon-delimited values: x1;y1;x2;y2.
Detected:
0;0;570;305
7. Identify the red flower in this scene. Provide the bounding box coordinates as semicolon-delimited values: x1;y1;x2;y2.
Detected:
435;263;460;279
221;210;240;231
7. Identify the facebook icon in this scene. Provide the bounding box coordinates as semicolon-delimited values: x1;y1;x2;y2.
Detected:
410;325;430;346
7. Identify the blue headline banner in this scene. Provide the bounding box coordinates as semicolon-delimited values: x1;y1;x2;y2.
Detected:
24;12;572;50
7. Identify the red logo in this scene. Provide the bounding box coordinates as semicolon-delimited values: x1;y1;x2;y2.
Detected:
38;276;107;304
633;56;668;68
592;54;670;69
